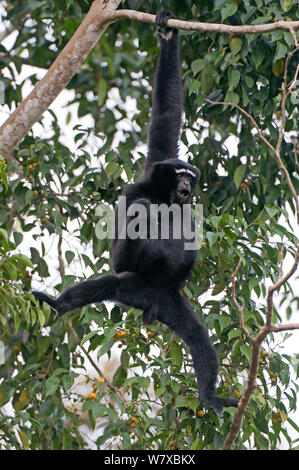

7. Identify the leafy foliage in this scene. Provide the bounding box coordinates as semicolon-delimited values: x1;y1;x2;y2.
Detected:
0;0;298;450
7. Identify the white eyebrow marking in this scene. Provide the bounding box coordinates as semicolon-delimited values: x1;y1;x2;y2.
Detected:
175;168;197;177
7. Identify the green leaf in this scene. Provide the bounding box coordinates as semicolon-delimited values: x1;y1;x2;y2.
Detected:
283;0;292;12
65;250;75;264
252;43;265;69
224;90;239;105
13;231;23;246
206;231;218;248
98;77;107;106
230;37;243;56
45;376;60;397
228;69;241;90
228;329;242;341
39;400;55;416
240;344;251;362
112;365;127;388
174;396;198;414
221;2;238;21
17;429;30;450
191;59;205;76
218;316;231;332
168;342;183;369
188;78;201;95
91;403;106;419
234;164;247;188
274;42;288;62
0;155;8;191
190;438;203;450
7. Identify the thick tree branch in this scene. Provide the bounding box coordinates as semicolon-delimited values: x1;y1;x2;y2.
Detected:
109;10;299;35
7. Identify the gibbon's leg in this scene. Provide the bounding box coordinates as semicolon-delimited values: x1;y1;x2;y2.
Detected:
157;292;239;414
32;272;161;317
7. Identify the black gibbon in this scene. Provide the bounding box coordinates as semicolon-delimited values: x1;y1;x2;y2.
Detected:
33;10;238;414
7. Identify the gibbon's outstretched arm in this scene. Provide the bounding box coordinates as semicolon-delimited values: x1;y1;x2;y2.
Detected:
146;10;182;172
32;273;238;414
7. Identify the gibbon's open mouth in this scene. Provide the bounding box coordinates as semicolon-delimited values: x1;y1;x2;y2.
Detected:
177;189;190;198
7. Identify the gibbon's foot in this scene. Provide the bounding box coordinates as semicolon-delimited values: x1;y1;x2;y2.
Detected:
155;9;177;40
31;291;61;317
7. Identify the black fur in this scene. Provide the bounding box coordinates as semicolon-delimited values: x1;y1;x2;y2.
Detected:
32;10;238;414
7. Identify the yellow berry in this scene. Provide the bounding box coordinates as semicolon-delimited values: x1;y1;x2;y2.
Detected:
97;377;105;383
147;331;153;337
88;392;96;400
258;392;263;397
198;410;205;417
120;331;127;338
114;331;122;340
130;422;136;428
130;416;137;423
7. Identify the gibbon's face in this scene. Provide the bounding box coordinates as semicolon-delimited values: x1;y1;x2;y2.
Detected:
174;167;198;204
151;159;200;205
